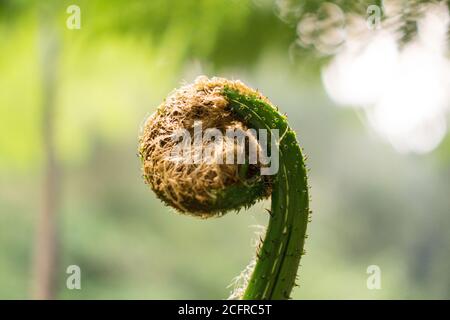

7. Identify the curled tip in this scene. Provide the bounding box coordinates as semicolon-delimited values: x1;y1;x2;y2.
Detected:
139;76;272;218
139;76;310;300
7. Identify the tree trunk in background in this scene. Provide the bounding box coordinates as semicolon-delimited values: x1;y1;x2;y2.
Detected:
32;21;60;300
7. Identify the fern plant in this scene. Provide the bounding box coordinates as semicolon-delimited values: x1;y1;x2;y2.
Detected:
139;77;310;300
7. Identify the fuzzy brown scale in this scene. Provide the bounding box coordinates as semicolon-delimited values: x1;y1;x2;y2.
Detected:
139;76;272;217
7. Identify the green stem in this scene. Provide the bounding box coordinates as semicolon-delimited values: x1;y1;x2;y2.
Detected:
224;88;310;300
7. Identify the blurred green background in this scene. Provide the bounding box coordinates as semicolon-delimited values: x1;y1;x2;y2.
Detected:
1;0;450;299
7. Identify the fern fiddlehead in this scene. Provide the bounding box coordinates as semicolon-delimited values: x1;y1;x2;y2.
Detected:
139;77;310;300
